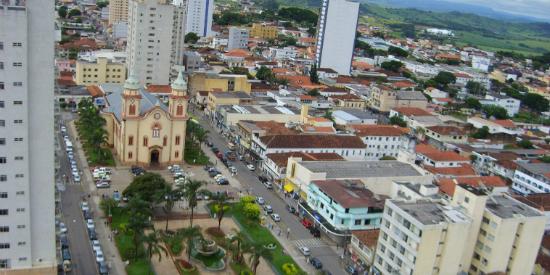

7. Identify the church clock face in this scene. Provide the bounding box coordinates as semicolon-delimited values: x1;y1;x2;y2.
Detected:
154;113;161;120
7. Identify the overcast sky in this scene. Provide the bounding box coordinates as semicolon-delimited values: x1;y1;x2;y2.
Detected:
449;0;550;20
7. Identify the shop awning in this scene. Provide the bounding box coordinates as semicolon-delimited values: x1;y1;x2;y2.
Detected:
284;183;295;193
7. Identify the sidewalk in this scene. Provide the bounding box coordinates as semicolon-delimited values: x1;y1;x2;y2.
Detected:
68;120;127;275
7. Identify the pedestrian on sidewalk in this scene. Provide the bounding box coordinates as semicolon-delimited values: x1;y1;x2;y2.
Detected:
286;228;290;239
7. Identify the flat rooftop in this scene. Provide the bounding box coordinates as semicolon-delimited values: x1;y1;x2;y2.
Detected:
393;200;470;225
223;104;300;115
300;160;422;179
485;195;543;219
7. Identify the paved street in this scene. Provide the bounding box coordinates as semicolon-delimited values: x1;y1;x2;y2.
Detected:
195;111;347;275
57;112;98;275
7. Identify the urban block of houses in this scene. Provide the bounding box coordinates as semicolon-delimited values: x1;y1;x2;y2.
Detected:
369;86;428;112
467;117;523;136
348;230;380;273
263;152;344;183
306;179;386;231
329;93;367;109
235;120;298;154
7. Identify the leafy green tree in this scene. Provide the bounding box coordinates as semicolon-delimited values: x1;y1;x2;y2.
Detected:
248;244;273;275
123;173;169;203
160;185;181;231
522;93;550;112
381;60;403;73
388;46;408;57
466;81;486;96
126;197;153;260
433;71;456;87
389;115;407;127
471;126;490;139
177;226;202;261
228;229;250;264
309;64;319;84
277;7;318;25
58;6;68;18
256;66;274;81
143;230;167;272
96;1;109;9
212;192;230;230
517;139;534;149
538;156;550;163
243;203;261;221
307;88;320;96
482;105;508;119
68;8;81;18
465;97;482;110
182;180;208;227
184;32;199;44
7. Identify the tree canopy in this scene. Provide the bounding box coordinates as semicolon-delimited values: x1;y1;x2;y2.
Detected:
464;97;481;110
471;126;490;139
433;71;456;87
123;173;169;203
466;81;486;96
184;32;199;44
482;104;508;119
58;6;68;18
389;115;407;127
381;60;403;73
388;46;408;57
309;64;319;84
277;7;318;26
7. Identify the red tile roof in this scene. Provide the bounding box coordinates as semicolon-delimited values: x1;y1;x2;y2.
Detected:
276;75;325;89
351;125;408;137
415;144;440;154
265;152;344;167
224;49;251;58
86;85;104;97
351;229;380;248
424;164;477;177
392;107;433;116
147;85;171;94
513;193;550;212
493;119;516;128
250;121;298;135
259;135;365;149
426;126;466;136
437;176;507;196
392;81;416;89
59;38;98;50
421;151;469;162
312;180;386;208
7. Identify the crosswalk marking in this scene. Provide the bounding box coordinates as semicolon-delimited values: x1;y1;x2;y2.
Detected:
294;238;327;248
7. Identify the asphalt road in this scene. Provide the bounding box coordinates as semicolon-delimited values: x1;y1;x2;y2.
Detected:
58;112;98;275
196;112;347;274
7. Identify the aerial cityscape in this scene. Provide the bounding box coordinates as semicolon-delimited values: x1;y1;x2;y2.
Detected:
1;0;550;274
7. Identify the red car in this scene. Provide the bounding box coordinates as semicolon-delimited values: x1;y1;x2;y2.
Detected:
302;218;313;228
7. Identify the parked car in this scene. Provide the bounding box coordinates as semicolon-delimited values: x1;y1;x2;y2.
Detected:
217;179;229;185
299;246;311;256
113;191;121;202
73;174;81;182
59;222;68;233
263;205;273;214
206;140;214;147
83;210;93;220
211;147;219;154
309;257;323;269
130;166;145;176
229;166;237;174
62;248;71;261
263;181;273;189
208;170;220;178
81;202;90;212
86;219;95;230
96;250;105;263
247;164;255;171
256;197;265;205
345;265;357;275
258;176;268;183
310;227;321;238
286;205;296;214
92;240;101;254
88;229;97;240
96;181;110;189
302;218;313;228
60;234;69;249
270;213;281;222
98;261;109;275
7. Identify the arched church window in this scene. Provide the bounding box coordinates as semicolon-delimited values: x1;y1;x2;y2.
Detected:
129;104;136;116
176;105;184;116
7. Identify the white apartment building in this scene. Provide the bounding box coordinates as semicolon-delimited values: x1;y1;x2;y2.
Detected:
472;55;491;72
512;163;550;194
227;27;249;50
267;46;297;60
184;0;213;37
315;0;359;75
108;0;129;24
374;185;546;275
127;0;186;85
352;125;407;160
0;0;57;273
480;93;521;116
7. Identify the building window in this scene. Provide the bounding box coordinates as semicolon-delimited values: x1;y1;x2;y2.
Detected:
0;139;4;145
0;101;3;108
13;82;22;87
0;158;5;164
129;104;136;115
0;82;3;90
152;128;160;138
0;243;9;249
14;174;23;178
354;219;361;225
0;193;6;198
0;175;5;181
16;208;24;212
163;136;167;146
12;62;22;67
14;156;23;160
12;42;22;47
14;120;23;124
143;137;148;147
176;105;184;116
0;259;8;268
13;101;22;105
175;135;181;145
175;151;179;158
128;136;134;145
0;227;8;233
128;152;133;159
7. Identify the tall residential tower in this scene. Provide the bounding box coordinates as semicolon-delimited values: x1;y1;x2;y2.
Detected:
185;0;213;37
0;0;57;273
108;0;128;25
315;0;359;76
127;0;187;85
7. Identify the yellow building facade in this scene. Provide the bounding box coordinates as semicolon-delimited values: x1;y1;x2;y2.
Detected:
189;72;251;95
108;0;128;25
101;70;189;167
75;57;126;85
250;23;278;39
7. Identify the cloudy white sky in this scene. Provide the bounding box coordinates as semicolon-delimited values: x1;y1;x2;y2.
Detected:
449;0;550;20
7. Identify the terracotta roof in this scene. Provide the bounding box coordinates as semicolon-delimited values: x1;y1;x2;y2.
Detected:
513;193;550;212
224;49;251;58
276;75;325;89
352;61;374;71
298;37;316;43
86;85;104;97
496;159;518;170
453;72;472;78
436;53;460;60
312;180;386;209
308;117;331;123
426;126;466;136
392;107;433;116
421;151;469;162
437;176;507;196
147;85;171;94
424;164;477;176
59;38;98;50
493;119;516;128
415;144;440;154
265;152;344;167
351;229;380;248
352;125;408;137
259;134;365;149
272;68;293;75
392;81;416;89
300;95;315;101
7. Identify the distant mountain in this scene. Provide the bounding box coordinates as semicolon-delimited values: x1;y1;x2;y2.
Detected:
362;0;549;23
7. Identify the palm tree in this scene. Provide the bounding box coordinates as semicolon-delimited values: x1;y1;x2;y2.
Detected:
181;180;208;227
160;185;180;231
229;229;250;264
177;225;202;262
211;192;230;230
126;197;153;260
248;244;272;275
143;230;168;274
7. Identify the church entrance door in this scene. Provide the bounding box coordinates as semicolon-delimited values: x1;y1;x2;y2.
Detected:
150;150;160;166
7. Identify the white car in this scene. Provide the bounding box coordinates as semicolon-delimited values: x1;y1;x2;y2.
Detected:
247;164;255;171
214;174;224;181
92;240;101;254
61;126;67;133
299;246;311;256
86;219;95;230
81;202;89;212
256;197;265;205
73;174;81;182
95;250;105;263
270;213;281;222
59;222;68;233
96;181;110;189
229;166;237;174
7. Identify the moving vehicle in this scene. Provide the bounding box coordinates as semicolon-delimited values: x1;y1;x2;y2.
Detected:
247;164;255;171
270;213;281;222
309;257;323;269
299;246;311;256
302;218;313;228
310;227;321;238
